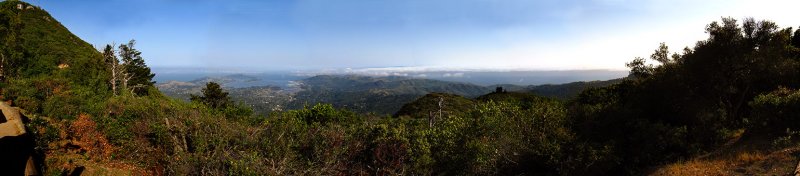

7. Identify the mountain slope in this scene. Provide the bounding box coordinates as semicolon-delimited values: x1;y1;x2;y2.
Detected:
0;1;123;174
523;78;625;100
0;1;109;117
394;92;476;118
1;1;105;83
396;91;557;119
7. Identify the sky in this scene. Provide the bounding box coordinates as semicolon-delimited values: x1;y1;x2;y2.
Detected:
25;0;800;71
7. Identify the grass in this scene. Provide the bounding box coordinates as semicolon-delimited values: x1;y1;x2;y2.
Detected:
649;130;800;175
45;153;148;176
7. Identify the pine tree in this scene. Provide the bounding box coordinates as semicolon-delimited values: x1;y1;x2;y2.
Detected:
190;82;232;109
118;40;155;96
792;27;800;48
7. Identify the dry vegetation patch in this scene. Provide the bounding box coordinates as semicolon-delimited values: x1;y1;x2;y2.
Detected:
650;131;800;175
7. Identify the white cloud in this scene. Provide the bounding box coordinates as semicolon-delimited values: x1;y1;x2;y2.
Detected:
442;72;465;78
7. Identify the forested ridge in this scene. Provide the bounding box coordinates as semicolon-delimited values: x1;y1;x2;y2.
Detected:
1;0;800;175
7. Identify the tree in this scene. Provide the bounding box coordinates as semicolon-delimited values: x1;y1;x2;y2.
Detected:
103;44;120;95
0;7;23;80
650;42;671;64
190;82;232;109
792;27;800;48
626;57;652;78
118;40;154;95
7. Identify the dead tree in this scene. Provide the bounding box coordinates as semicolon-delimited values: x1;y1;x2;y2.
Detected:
429;97;445;127
102;44;121;95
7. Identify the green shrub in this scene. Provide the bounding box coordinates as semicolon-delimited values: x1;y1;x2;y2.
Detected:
287;103;358;126
749;87;800;133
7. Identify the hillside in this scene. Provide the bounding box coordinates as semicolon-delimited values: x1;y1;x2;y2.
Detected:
524;78;626;100
649;130;800;175
396;91;560;119
0;1;118;174
0;1;110;118
394;92;476;118
1;1;105;80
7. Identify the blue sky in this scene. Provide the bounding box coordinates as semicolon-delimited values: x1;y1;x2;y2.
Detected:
26;0;800;71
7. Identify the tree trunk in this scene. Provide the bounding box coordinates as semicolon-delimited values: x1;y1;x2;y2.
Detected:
110;62;117;95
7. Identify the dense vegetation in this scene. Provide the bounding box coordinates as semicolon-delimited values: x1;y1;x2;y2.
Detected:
2;0;800;175
394;92;476;118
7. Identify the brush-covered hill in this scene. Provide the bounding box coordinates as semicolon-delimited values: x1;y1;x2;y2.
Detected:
394;92;476;118
0;1;105;78
488;78;625;101
0;1;118;174
523;78;625;100
0;1;109;118
396;91;560;119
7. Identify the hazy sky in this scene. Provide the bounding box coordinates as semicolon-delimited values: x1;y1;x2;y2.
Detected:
28;0;800;71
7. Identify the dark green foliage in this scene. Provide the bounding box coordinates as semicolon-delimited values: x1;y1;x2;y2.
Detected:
748;87;800;134
10;1;106;86
394;92;475;118
190;82;232;109
393;91;609;174
625;57;652;78
793;27;800;48
651;42;672;64
286;103;357;125
0;1;110;118
91;91;595;175
119;40;155;96
477;91;553;109
568;17;800;174
0;2;23;80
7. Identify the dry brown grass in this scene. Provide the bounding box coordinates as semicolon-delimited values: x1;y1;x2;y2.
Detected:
66;114;114;160
650;130;800;176
47;153;151;176
652;152;768;175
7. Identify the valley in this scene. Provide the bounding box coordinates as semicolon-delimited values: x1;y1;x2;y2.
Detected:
157;72;624;115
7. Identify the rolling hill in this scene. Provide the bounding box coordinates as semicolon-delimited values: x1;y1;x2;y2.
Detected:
157;74;493;115
522;78;626;100
158;73;628;115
